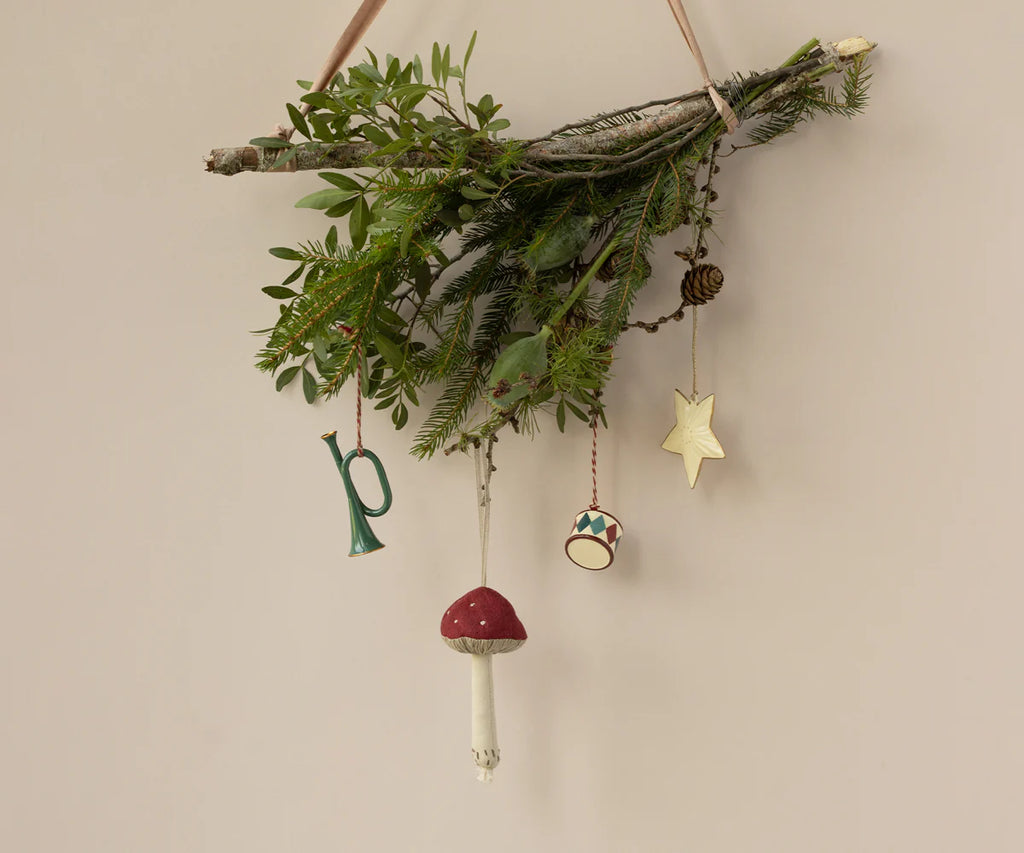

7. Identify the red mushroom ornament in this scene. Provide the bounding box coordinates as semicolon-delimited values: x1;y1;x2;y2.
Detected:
441;586;527;782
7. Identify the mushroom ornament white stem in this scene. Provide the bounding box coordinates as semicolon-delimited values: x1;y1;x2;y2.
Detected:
470;654;498;779
441;586;527;782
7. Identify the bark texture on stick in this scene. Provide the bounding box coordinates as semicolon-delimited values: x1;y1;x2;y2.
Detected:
204;37;874;177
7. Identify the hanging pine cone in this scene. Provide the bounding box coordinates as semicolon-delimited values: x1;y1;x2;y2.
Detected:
681;264;724;306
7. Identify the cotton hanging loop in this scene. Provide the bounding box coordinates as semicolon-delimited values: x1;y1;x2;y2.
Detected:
473;439;493;587
664;0;739;133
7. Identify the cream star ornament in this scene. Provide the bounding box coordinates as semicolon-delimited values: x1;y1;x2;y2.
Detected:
661;390;725;488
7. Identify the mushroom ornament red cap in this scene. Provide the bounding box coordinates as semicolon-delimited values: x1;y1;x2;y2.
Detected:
441;586;526;654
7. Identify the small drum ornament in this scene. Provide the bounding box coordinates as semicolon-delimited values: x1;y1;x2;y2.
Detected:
564;508;623;570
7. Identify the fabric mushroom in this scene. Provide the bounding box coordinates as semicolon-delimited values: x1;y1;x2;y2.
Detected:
440;586;527;782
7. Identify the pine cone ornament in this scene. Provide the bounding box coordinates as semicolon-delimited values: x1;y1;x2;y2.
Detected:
681;264;724;306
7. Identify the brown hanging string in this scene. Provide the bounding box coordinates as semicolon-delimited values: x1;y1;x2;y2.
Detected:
590;416;600;510
664;0;739;133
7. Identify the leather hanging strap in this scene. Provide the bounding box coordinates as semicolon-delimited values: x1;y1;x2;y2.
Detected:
269;0;390;147
301;0;390;119
664;0;739;133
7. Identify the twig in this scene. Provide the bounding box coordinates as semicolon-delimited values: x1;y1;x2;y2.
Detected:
205;38;874;176
620;302;686;334
619;139;722;335
442;406;519;456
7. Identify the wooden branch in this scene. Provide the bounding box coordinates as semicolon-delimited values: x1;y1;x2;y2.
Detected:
204;37;874;177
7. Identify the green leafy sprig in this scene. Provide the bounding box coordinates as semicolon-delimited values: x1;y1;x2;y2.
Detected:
256;36;871;458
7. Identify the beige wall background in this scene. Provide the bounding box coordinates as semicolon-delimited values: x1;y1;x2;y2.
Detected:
2;1;1022;851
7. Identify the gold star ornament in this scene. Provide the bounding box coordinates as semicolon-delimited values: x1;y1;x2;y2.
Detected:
661;391;725;488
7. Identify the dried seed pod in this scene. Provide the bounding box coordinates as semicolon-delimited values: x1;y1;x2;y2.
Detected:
681;264;724;306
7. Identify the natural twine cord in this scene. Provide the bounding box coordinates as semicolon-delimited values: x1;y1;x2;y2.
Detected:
688;138;721;400
691;307;699;400
473;440;494;587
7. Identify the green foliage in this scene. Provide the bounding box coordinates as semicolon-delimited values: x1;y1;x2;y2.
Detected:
744;55;872;147
255;36;870;458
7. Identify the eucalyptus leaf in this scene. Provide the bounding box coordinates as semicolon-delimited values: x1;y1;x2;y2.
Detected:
281;265;304;286
262;285;299;299
318;172;362;192
349;197;371;250
271;147;298;170
488;327;551;407
248;136;291;149
325;198;358;218
362;124;392;148
275;365;301;391
360;352;371;397
308;112;334;142
295;189;358;210
374;335;406;370
269;247;304;261
413;263;433;299
301;368;317;404
376;306;407;328
564;399;588;422
523;215;597;272
431;43;442;83
286;103;311;140
461;186;492;200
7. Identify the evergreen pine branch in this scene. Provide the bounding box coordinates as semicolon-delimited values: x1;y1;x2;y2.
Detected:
412;364;485;458
241;35;874;457
597;164;671;337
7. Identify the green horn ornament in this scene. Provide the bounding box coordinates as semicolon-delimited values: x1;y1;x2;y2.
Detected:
321;431;393;556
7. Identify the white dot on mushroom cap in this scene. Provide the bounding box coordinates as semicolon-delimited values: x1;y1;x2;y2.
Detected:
480;620;486;626
453;619;458;623
470;602;476;607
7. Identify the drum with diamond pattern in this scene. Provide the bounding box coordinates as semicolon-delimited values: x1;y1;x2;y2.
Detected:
564;508;623;570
